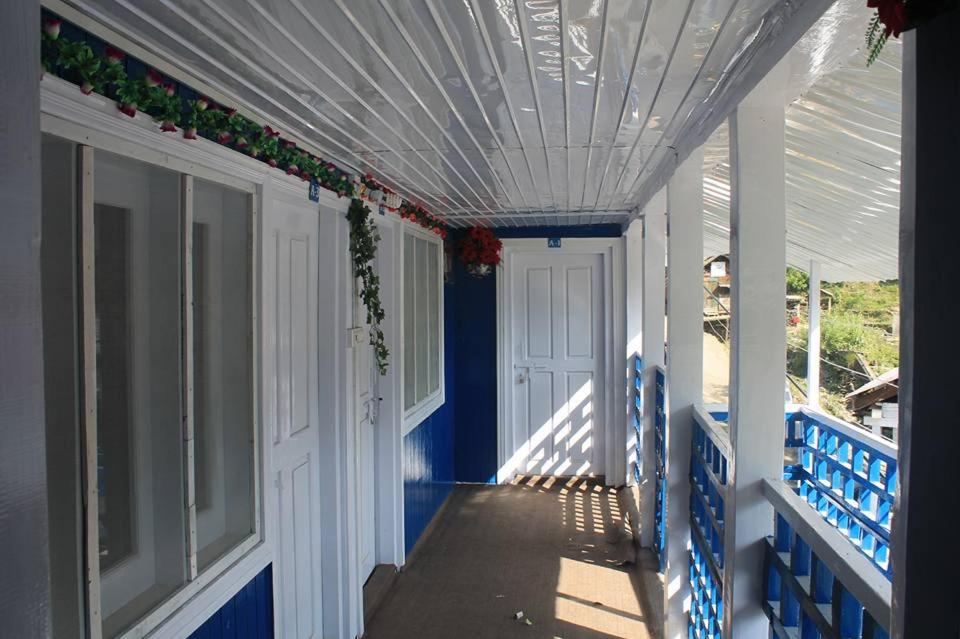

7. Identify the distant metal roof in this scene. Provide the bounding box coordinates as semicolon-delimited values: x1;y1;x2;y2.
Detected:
703;9;901;283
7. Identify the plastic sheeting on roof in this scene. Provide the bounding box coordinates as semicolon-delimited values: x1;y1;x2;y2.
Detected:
63;0;851;228
702;4;901;282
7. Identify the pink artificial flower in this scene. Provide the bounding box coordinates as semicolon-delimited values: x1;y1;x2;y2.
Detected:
146;69;163;88
235;136;248;149
217;130;232;145
80;81;94;95
160;120;177;133
195;97;209;111
164;82;175;97
118;102;137;117
184;127;198;140
267;158;278;168
105;46;124;65
225;107;237;117
44;19;62;40
248;146;260;158
286;164;300;176
283;140;296;149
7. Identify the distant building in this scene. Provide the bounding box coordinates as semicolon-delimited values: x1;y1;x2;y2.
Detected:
846;368;899;442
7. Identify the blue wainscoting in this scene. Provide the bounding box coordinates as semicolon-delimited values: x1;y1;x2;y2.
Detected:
403;278;457;553
451;225;623;484
187;564;273;639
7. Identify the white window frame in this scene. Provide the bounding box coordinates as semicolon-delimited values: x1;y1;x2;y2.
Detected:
42;75;266;639
400;221;445;435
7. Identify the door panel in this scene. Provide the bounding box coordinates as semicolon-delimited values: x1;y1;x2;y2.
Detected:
263;194;322;638
510;252;604;477
354;267;377;583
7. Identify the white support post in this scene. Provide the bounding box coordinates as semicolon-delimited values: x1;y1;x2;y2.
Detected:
664;148;704;639
626;218;643;488
639;189;666;548
806;260;821;408
724;61;788;638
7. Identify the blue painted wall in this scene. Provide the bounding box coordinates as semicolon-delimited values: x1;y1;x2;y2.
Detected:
402;277;457;553
187;564;273;639
452;225;623;484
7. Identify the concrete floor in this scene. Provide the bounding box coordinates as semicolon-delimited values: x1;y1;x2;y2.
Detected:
364;477;663;639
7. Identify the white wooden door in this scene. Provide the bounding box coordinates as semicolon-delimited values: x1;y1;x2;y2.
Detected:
510;252;604;476
263;191;323;638
354;274;378;583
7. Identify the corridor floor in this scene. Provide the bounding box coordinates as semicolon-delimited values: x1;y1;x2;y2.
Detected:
364;477;663;639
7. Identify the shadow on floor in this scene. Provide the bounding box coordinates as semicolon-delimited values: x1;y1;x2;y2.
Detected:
364;477;663;639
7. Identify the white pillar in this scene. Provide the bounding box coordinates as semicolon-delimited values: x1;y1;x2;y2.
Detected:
625;218;643;488
724;61;788;638
806;260;821;408
0;1;49;635
664;148;704;639
639;189;666;548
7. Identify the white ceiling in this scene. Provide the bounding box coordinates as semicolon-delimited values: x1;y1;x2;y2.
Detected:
703;3;901;282
61;0;859;228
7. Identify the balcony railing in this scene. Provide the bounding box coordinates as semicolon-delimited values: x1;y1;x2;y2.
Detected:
763;478;891;638
654;365;667;571
686;405;893;637
784;407;896;579
690;406;729;638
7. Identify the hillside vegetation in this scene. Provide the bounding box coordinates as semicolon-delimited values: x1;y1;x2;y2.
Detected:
786;268;899;421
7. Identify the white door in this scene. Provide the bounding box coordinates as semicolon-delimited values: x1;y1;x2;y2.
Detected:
509;252;604;477
353;274;378;583
263;191;323;638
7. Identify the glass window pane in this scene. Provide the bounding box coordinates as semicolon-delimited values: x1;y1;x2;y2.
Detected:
93;150;186;639
415;238;429;403
404;234;416;411
427;242;439;394
192;179;255;571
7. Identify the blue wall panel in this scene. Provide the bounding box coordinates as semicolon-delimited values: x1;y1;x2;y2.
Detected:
451;225;623;484
187;564;273;639
402;278;457;553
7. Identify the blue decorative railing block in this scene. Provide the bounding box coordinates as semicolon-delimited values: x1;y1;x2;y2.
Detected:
689;410;728;638
633;355;643;486
763;510;890;639
654;366;667;571
785;409;896;579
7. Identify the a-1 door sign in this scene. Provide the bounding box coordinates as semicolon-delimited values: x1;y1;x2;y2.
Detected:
547;237;561;248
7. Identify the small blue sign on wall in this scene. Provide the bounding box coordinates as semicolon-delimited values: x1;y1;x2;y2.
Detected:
308;180;320;202
547;237;562;248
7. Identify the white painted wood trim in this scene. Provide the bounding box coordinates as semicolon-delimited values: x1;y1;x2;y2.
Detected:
496;237;625;484
693;405;732;463
182;174;199;581
762;478;891;626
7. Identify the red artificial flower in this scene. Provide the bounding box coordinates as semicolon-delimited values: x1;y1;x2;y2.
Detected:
301;173;312;182
268;158;278;168
164;82;175;97
118;102;137;117
263;125;280;138
44;19;62;40
105;46;124;65
146;69;163;88
80;81;93;95
286;164;300;176
225;107;237;118
184;127;198;140
217;130;232;145
160;120;177;133
868;0;908;37
235;136;248;149
283;140;296;149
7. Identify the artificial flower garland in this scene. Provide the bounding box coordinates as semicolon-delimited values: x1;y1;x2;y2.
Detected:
39;14;447;237
347;199;389;374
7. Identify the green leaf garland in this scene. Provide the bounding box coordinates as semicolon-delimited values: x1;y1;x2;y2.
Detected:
347;199;389;375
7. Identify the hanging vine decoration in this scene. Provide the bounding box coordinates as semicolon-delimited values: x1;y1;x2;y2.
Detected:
347;198;389;375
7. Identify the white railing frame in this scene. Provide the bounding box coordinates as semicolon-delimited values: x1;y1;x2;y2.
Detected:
762;478;892;627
